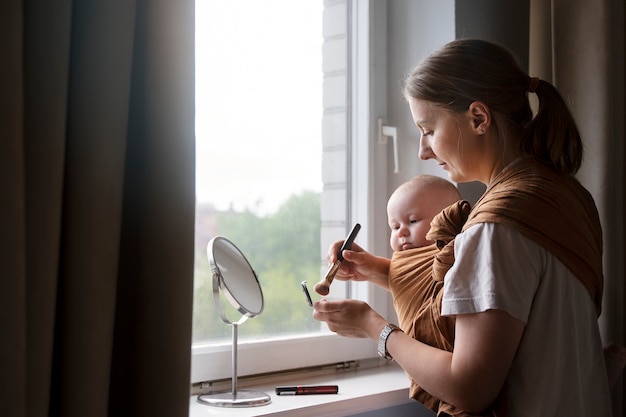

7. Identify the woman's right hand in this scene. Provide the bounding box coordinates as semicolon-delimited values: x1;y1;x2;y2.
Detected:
320;240;391;290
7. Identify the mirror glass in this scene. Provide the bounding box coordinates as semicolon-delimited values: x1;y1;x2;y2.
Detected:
209;236;264;318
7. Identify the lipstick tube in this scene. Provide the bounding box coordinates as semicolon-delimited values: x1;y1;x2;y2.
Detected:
275;385;339;395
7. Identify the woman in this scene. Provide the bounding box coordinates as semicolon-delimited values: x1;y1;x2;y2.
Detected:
313;39;611;416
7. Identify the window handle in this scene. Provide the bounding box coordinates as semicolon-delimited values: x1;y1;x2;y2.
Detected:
378;118;400;173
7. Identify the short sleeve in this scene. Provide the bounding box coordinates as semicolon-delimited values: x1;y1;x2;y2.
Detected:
441;223;544;323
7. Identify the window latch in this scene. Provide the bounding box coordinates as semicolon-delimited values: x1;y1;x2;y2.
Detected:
377;118;399;174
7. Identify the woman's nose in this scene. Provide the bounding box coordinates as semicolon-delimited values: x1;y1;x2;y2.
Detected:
418;135;432;160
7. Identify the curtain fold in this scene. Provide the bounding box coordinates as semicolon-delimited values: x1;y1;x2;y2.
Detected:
1;0;195;416
549;0;624;345
531;0;625;413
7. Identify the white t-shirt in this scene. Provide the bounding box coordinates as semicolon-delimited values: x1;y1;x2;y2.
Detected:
442;223;612;416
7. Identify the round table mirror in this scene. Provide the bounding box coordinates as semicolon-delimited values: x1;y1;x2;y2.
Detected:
197;236;271;408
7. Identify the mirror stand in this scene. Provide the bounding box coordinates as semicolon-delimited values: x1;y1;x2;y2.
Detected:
197;320;271;407
197;237;271;408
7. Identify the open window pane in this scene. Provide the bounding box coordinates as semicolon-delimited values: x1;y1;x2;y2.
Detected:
193;0;324;344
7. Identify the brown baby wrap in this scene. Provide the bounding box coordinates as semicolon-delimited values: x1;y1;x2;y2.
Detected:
464;157;603;316
389;200;473;416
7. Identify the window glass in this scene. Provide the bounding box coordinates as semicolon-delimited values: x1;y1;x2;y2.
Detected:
194;0;325;344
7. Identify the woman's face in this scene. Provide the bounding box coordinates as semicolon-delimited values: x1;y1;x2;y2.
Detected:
408;97;486;184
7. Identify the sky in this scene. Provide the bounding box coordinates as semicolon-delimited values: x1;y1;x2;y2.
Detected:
195;0;324;215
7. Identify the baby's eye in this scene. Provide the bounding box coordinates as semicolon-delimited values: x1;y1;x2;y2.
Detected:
409;219;418;224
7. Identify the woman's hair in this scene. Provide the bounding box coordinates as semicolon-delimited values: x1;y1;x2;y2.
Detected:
403;38;583;174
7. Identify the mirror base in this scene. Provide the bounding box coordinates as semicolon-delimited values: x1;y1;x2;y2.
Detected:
197;390;271;408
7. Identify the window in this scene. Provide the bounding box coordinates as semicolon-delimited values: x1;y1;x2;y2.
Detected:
194;0;325;344
192;0;387;383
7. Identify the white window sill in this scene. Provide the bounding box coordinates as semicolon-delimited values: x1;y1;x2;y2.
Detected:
189;361;435;417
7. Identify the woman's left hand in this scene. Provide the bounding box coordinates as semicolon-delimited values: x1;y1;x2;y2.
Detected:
312;299;387;340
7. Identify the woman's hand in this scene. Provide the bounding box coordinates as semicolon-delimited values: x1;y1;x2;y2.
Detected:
312;299;387;340
316;240;392;291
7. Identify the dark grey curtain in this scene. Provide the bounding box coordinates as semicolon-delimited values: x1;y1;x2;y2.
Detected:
1;1;195;416
531;0;625;413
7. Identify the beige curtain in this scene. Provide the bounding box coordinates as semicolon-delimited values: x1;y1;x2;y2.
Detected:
530;0;625;413
1;0;195;416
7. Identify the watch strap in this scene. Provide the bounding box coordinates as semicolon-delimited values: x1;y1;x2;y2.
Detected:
377;323;401;360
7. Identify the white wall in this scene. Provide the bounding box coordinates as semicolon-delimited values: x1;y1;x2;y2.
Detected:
384;0;456;216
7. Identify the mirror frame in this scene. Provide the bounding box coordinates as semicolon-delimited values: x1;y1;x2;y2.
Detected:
207;236;264;323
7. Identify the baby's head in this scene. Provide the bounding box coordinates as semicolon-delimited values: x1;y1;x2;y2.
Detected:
387;175;460;252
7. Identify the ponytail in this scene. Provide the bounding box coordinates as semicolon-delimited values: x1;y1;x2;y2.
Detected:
523;79;583;174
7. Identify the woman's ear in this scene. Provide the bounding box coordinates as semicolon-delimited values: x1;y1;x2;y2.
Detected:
468;101;491;134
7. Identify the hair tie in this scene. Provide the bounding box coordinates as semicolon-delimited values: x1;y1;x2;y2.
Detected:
528;77;539;93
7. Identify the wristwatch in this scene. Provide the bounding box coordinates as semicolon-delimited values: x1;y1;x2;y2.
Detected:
378;323;401;360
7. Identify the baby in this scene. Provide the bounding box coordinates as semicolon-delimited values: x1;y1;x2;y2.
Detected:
387;175;474;416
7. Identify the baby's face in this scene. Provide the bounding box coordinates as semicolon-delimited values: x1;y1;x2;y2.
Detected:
387;189;435;252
